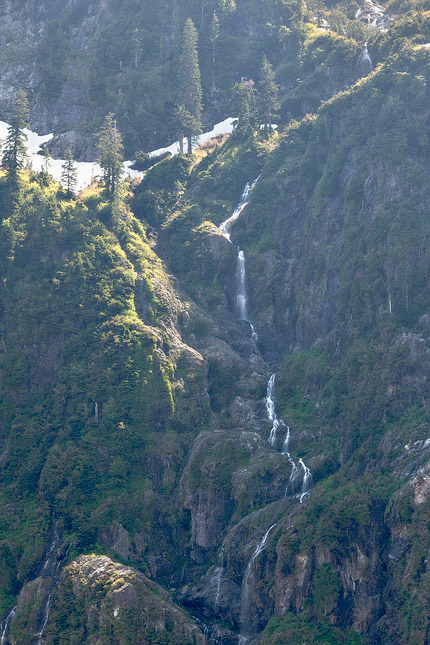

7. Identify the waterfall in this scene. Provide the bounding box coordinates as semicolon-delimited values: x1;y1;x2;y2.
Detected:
0;522;67;645
36;595;51;645
265;374;285;447
360;42;373;73
0;607;16;645
237;250;248;320
239;524;277;643
214;566;223;608
265;376;308;498
219;180;258;242
219;179;259;340
282;428;299;496
298;458;313;503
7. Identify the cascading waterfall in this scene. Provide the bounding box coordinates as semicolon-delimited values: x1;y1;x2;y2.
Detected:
265;374;285;447
0;522;64;645
360;42;373;72
36;595;51;645
214;566;223;608
298;459;313;503
220;179;313;640
282;427;299;495
239;524;277;643
219;180;258;242
237;250;248;320
219;179;259;340
265;374;303;498
0;607;16;645
35;522;61;644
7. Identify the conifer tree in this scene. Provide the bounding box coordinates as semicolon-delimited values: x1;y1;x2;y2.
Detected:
61;148;78;195
42;147;51;175
232;79;257;137
210;11;220;91
258;56;280;134
97;113;124;196
2;89;29;188
176;18;203;155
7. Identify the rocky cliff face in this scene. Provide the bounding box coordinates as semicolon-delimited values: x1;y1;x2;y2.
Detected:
0;0;364;160
2;3;430;645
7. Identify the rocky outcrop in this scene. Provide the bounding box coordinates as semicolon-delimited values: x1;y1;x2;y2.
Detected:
50;555;207;644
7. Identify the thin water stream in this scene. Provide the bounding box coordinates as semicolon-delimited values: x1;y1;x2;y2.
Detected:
219;181;314;641
219;179;259;339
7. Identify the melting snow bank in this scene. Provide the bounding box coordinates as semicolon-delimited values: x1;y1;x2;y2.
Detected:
0;117;237;193
149;117;236;158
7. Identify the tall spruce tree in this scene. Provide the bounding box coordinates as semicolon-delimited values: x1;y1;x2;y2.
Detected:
97;113;124;196
232;79;257;138
210;11;220;92
258;56;280;134
2;89;29;188
61;148;78;195
176;18;203;155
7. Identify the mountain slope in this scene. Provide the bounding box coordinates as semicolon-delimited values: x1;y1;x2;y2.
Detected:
2;3;430;645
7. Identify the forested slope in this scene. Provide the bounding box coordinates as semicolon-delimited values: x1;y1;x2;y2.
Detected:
2;0;430;643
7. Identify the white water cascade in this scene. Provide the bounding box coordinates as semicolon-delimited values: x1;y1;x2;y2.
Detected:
360;42;373;73
36;595;51;645
218;179;313;641
265;374;309;500
298;459;313;503
0;607;16;645
239;524;277;644
219;179;259;340
282;427;299;495
214;566;223;608
265;374;285;447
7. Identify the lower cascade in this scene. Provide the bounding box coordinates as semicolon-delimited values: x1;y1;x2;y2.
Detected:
2;521;70;645
0;608;16;645
360;41;373;73
239;524;277;643
264;373;310;501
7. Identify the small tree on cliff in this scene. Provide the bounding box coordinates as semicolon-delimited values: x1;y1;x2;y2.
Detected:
176;18;203;155
61;148;78;195
2;89;29;188
97;113;124;197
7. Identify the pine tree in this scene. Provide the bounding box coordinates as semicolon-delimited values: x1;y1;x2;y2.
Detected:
61;148;78;195
258;56;280;134
97;113;124;196
232;79;257;138
132;28;142;68
210;11;220;92
176;18;203;155
42;147;51;175
2;89;29;187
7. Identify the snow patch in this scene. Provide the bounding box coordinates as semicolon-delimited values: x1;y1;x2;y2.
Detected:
0;118;237;192
149;117;236;158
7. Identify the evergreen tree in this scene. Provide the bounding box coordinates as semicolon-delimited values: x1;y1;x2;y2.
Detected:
2;89;29;187
176;18;203;155
61;148;78;195
218;0;236;16
42;147;51;175
232;79;257;137
258;56;280;134
210;11;220;92
97;113;124;196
